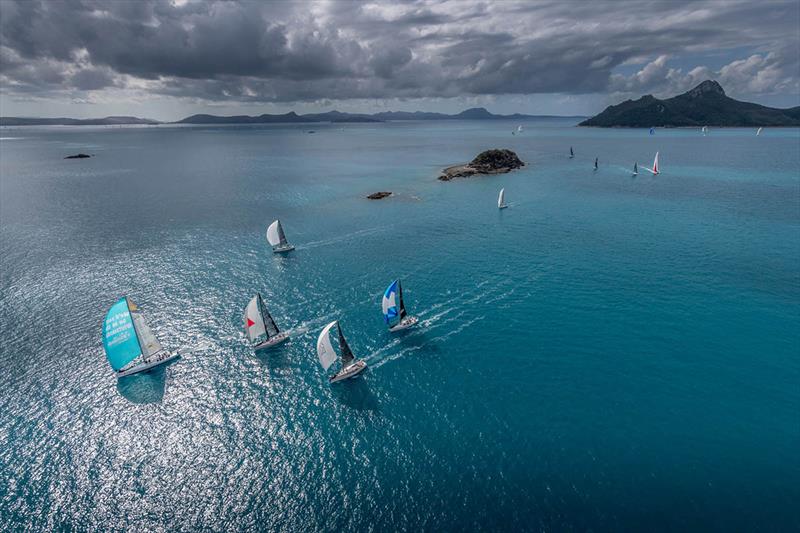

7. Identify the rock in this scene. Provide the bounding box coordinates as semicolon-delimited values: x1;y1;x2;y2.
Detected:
439;149;524;181
64;153;91;159
367;191;392;200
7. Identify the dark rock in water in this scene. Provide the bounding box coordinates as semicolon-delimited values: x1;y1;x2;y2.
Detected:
367;191;392;200
64;153;91;159
439;149;524;181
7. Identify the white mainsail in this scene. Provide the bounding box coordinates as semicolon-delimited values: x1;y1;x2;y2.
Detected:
317;321;338;370
498;188;506;208
130;305;163;357
245;295;267;342
757;127;763;136
517;125;523;132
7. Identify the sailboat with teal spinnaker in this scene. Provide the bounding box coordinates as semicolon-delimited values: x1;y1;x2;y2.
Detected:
102;297;179;378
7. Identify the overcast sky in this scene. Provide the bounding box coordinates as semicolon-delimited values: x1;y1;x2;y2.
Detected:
1;0;798;120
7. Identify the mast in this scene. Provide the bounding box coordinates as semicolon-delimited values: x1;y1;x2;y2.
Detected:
258;293;280;338
337;322;354;366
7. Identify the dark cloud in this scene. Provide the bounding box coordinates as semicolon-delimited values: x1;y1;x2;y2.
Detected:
0;0;797;107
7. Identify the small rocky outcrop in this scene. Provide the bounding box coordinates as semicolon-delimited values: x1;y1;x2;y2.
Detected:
64;153;91;159
439;149;524;181
367;191;392;200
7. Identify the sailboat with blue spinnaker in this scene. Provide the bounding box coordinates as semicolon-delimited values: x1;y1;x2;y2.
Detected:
382;279;418;332
103;297;180;378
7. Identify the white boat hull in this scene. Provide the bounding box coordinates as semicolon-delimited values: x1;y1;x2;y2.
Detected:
329;359;367;383
254;332;289;351
117;351;180;378
498;205;508;210
389;316;419;332
272;244;295;253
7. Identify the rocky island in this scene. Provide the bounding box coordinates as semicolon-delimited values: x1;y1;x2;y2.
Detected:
580;80;800;128
367;191;392;200
439;149;524;181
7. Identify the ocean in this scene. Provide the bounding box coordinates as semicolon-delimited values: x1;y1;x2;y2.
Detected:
1;120;798;531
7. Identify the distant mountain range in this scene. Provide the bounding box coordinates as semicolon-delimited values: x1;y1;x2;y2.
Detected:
174;108;584;124
0;116;159;126
580;80;800;127
1;108;584;126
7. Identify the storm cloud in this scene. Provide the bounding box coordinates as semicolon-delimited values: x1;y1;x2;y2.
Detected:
0;0;798;114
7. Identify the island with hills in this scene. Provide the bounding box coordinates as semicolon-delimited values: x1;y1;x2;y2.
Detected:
439;149;524;181
1;108;585;127
0;116;159;126
580;80;800;128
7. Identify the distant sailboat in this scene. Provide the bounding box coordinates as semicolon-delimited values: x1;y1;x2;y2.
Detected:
702;126;708;135
649;127;655;135
593;157;598;171
757;127;763;136
569;146;574;159
382;279;419;332
517;125;523;133
102;297;179;378
632;162;638;176
643;152;659;175
244;293;289;351
498;188;508;209
266;219;294;253
317;320;367;383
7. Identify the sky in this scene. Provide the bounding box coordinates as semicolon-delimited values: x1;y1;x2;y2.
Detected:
0;0;798;120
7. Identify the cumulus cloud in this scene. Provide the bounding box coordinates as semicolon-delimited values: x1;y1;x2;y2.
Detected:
0;0;797;110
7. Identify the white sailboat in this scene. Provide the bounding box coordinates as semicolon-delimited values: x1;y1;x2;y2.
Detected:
382;279;419;332
757;127;763;136
102;297;180;378
702;126;708;135
266;219;294;253
517;125;523;133
643;152;659;175
317;320;367;383
244;293;289;351
497;188;508;209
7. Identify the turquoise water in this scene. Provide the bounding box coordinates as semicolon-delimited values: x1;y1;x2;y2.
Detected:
1;120;798;530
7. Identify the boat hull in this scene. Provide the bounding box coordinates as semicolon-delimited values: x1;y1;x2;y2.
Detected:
498;205;508;210
389;316;419;332
329;359;367;383
117;351;180;378
254;332;289;351
272;244;295;253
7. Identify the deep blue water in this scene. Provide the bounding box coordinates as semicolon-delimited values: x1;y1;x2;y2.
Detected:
1;120;798;531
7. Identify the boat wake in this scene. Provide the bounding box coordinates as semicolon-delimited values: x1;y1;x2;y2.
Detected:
296;226;392;250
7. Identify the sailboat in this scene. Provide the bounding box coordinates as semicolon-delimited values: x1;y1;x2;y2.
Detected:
569;146;574;159
382;279;419;332
244;293;289;351
702;126;708;135
649;127;655;135
757;127;763;136
266;219;294;253
632;162;638;176
102;297;180;378
593;157;598;171
317;320;367;383
498;188;508;209
643;152;659;175
517;125;523;133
